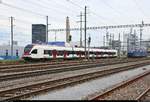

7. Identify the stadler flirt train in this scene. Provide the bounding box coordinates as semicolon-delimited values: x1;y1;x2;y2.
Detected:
22;44;118;60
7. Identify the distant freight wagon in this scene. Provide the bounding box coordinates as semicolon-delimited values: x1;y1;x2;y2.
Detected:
128;49;148;58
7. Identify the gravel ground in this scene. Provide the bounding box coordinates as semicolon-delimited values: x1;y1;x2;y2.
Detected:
97;74;150;100
0;60;148;76
0;61;147;92
141;90;150;101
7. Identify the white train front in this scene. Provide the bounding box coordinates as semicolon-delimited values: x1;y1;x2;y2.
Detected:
22;44;118;60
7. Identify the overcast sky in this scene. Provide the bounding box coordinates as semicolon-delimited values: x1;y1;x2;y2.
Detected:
0;0;150;46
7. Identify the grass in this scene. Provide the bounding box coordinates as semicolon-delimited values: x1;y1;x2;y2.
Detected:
0;59;27;65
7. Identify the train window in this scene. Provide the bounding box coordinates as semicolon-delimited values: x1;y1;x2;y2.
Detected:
68;51;75;55
94;52;97;55
44;50;48;54
90;52;94;54
111;52;116;55
44;50;52;56
104;52;108;54
98;52;102;55
24;45;34;52
67;51;71;55
31;49;37;54
76;51;79;55
81;52;85;55
72;51;76;54
58;51;64;56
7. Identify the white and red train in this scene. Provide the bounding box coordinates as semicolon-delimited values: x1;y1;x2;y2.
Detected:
22;44;118;60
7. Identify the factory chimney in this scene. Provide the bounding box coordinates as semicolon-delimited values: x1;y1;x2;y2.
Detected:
66;16;71;43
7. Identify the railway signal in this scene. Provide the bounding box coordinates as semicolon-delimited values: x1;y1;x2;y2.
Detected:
69;35;72;42
88;36;91;60
88;36;91;44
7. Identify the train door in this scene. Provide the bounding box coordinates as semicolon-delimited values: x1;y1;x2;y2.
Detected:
52;50;57;59
79;51;81;58
64;50;67;59
96;52;99;59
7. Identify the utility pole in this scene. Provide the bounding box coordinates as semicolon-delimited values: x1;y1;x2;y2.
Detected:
109;34;112;49
134;30;136;50
103;36;105;47
112;34;115;49
55;31;57;42
106;28;109;47
140;21;144;48
77;12;84;47
66;16;71;43
80;12;83;47
123;32;125;54
118;33;121;58
46;16;49;43
10;16;14;59
84;6;87;59
113;34;115;41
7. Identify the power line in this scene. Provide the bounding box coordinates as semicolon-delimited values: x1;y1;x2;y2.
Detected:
66;0;84;9
133;0;148;17
24;0;68;15
15;19;33;24
22;0;77;22
98;0;135;23
100;0;122;16
0;0;46;17
39;0;80;23
47;0;79;14
0;14;10;19
0;14;43;26
37;0;78;15
66;0;115;24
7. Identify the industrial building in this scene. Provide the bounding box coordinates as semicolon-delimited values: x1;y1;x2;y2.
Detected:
32;24;46;44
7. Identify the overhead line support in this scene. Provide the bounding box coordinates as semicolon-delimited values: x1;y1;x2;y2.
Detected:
49;23;150;32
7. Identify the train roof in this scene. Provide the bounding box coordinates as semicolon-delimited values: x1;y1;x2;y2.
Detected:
27;44;117;52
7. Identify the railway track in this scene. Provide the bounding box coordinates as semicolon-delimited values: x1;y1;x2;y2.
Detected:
0;59;118;70
136;87;150;101
0;60;150;101
0;58;122;66
0;58;148;73
0;58;148;69
90;70;150;100
0;59;150;82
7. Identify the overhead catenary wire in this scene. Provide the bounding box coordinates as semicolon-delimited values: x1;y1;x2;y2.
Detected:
37;0;79;23
132;0;148;18
66;0;117;25
24;0;68;16
33;0;76;15
45;0;79;14
100;0;135;23
21;0;78;23
0;0;46;17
